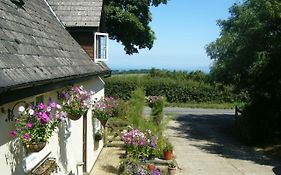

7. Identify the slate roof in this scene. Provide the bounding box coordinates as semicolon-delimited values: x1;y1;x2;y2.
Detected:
47;0;103;27
0;0;110;94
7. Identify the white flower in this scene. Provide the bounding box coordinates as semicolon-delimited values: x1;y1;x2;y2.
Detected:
46;106;52;112
56;104;62;109
18;106;25;113
28;109;34;115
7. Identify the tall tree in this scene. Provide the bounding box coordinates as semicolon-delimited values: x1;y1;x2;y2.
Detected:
103;0;168;55
206;0;281;143
206;0;281;94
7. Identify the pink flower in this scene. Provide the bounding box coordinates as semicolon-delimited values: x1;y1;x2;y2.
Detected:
38;103;45;110
9;131;17;137
40;112;50;124
26;122;33;129
23;133;30;140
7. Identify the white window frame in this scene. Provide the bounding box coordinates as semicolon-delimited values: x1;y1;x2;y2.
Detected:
94;32;109;62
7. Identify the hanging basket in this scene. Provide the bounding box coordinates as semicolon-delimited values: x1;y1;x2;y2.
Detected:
68;114;82;120
25;142;46;153
99;119;108;127
68;111;85;120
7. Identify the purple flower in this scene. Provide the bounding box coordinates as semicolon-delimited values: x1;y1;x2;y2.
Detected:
151;168;161;175
26;122;33;129
9;131;17;137
23;133;30;140
40;112;50;124
49;101;56;108
38;103;45;110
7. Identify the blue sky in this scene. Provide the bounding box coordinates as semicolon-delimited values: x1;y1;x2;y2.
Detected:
107;0;237;72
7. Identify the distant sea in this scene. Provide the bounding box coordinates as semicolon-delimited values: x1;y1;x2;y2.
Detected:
110;66;210;73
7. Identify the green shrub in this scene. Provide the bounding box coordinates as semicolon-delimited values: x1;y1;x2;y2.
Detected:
105;72;241;104
236;97;281;144
148;96;165;125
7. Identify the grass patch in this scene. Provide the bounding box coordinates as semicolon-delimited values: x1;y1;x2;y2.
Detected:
166;102;245;109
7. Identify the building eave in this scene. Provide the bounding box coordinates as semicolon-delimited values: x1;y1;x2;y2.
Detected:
0;69;111;106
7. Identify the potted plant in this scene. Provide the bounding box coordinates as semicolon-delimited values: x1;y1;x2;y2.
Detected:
147;163;156;171
94;130;103;141
163;141;174;160
9;100;66;153
93;97;117;126
59;85;93;120
168;159;177;175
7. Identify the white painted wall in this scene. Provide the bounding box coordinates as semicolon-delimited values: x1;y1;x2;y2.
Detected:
0;76;105;175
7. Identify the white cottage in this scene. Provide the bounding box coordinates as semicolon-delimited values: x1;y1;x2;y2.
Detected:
0;0;110;174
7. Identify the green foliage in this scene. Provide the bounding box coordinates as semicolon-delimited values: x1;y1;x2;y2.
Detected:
154;135;165;159
149;97;165;125
105;70;242;104
236;97;281;144
103;0;168;54
126;88;146;127
206;0;281;91
207;0;281;143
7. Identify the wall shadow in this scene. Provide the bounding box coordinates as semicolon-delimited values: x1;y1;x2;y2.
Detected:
7;139;25;175
170;114;280;171
58;122;69;171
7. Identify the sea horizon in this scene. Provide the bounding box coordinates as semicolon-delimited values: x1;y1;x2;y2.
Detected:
109;66;210;73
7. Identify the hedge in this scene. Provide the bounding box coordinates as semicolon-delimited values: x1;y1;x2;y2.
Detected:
105;75;241;103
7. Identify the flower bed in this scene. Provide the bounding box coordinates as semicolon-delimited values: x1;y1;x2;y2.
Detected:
122;128;157;160
119;128;164;174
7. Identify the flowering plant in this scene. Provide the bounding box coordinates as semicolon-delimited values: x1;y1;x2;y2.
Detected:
9;100;66;145
93;97;118;123
146;96;164;108
118;157;161;175
122;128;147;146
59;85;94;119
121;128;157;160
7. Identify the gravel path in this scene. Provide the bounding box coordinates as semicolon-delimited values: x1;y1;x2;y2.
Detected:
164;108;281;175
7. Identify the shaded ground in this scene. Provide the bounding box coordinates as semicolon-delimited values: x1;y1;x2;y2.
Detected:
165;108;281;175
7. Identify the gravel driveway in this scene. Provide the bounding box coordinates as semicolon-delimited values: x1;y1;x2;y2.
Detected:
162;107;281;175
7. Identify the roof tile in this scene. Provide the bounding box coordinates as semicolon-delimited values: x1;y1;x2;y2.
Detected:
47;0;103;27
0;0;109;92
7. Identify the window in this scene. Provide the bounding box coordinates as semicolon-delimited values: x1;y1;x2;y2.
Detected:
94;32;108;62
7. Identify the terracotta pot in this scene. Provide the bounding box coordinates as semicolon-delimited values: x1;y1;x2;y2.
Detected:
147;164;155;171
168;167;177;175
163;150;173;160
25;142;46;153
